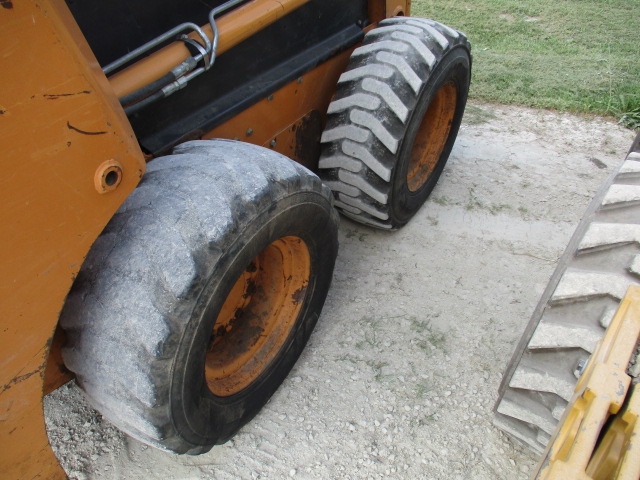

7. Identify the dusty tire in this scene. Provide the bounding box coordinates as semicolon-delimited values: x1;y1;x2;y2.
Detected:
318;17;471;229
494;145;640;453
60;140;339;454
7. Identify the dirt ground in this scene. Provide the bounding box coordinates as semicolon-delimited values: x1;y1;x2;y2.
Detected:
44;102;636;479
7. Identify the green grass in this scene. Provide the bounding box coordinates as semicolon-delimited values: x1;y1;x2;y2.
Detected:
412;0;640;129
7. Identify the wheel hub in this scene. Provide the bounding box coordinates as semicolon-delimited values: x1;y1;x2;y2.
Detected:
205;236;311;396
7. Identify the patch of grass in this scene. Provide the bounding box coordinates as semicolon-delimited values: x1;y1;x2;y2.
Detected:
465;188;483;211
488;203;512;215
358;316;382;349
344;230;368;242
411;318;447;352
410;317;430;333
425;330;446;350
336;354;359;364
463;104;498;125
415;379;431;397
366;359;390;382
465;188;511;215
356;314;406;350
419;413;437;425
616;94;640;130
432;195;451;206
412;0;640;129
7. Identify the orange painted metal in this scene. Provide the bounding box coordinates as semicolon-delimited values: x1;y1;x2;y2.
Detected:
407;82;457;191
265;110;324;171
109;0;311;99
206;237;310;396
0;1;145;478
387;0;410;17
203;48;354;168
369;0;410;23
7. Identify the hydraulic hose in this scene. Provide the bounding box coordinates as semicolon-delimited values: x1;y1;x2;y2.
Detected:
119;71;175;108
124;90;166;116
119;57;198;109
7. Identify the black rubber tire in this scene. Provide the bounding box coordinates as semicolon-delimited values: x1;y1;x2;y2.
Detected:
318;17;471;229
494;141;640;454
60;140;339;454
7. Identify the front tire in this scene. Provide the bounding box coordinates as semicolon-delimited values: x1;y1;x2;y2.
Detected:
60;140;339;454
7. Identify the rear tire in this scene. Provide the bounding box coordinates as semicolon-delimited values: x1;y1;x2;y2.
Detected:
495;145;640;453
60;140;339;454
319;17;471;229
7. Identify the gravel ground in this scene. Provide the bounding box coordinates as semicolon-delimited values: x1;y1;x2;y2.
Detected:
44;102;636;479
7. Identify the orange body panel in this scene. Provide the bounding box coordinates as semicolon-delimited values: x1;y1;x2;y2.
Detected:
204;48;354;167
0;1;145;478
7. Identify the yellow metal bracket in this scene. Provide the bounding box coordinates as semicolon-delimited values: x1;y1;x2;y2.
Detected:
534;286;640;480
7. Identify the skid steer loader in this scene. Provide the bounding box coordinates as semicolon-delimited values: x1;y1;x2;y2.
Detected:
0;1;471;477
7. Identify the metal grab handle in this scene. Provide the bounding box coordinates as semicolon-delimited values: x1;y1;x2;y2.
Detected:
104;0;252;77
208;0;251;68
107;0;264;112
103;22;211;76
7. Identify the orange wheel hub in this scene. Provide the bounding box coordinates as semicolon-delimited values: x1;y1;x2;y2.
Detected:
205;236;311;396
406;81;458;192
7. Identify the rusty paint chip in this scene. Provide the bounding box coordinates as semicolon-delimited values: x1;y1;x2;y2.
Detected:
291;285;307;305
